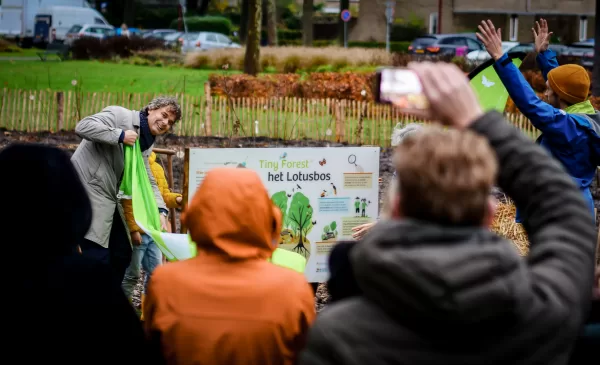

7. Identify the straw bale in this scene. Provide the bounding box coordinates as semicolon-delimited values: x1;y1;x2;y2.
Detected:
491;200;529;256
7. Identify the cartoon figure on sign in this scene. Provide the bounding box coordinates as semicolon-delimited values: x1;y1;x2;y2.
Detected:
361;198;369;217
280;152;287;160
348;154;364;173
319;158;326;166
320;221;338;241
354;197;360;217
330;182;337;195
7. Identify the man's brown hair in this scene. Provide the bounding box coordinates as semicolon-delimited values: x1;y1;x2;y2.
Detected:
394;126;497;226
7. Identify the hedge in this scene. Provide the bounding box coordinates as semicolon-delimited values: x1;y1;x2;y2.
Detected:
170;16;232;35
277;39;411;53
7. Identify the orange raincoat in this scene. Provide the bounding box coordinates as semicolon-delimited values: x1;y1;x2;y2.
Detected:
144;168;316;365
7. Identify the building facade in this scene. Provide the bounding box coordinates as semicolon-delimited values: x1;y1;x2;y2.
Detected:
398;0;595;43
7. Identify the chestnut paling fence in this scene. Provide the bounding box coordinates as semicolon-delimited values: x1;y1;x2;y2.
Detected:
0;87;541;146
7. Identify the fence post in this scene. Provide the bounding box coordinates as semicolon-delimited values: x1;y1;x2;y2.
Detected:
56;91;64;132
335;100;345;143
204;82;212;136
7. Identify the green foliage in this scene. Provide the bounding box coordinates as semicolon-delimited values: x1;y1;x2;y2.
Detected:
135;7;179;29
170;16;233;35
391;13;426;42
330;221;337;231
287;193;313;236
271;191;289;227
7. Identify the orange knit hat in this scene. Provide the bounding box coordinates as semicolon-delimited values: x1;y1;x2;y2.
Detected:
547;64;590;105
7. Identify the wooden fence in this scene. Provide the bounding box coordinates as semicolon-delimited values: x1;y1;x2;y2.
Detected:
0;87;541;146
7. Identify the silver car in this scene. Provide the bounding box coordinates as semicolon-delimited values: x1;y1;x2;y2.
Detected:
64;24;115;46
181;32;241;53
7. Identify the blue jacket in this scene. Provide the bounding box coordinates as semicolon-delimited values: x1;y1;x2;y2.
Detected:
493;51;600;218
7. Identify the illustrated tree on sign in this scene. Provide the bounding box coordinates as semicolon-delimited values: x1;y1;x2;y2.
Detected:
271;191;288;226
287;192;313;258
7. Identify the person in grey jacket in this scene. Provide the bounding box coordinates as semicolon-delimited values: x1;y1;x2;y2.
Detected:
71;96;181;283
299;62;597;365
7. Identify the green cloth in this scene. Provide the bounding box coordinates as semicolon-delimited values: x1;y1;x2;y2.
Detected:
119;142;197;261
268;248;307;274
470;58;523;112
565;100;595;114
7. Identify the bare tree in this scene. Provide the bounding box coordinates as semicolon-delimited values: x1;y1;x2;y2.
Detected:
244;0;262;75
266;0;278;45
302;0;314;46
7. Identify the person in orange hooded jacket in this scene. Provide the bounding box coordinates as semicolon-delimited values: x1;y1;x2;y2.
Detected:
144;167;316;365
121;152;182;316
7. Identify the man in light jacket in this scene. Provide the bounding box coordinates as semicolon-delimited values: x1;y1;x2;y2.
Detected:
71;96;181;283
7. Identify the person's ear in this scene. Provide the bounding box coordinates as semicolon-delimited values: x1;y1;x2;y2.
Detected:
483;196;497;228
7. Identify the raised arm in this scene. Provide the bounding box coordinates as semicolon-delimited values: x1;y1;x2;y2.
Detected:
532;18;559;80
75;107;126;145
477;20;584;144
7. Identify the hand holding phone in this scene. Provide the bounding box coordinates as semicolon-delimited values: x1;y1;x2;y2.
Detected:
374;68;429;109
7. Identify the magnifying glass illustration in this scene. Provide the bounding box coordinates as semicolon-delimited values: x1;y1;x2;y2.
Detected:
348;154;357;167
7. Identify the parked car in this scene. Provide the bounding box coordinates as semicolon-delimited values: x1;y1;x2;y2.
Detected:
163;31;184;49
408;34;484;57
564;39;594;68
466;41;519;63
143;29;177;39
64;23;115;46
181;32;241;53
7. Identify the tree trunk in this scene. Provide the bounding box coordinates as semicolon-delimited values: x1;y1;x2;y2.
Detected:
240;0;250;44
593;0;600;96
302;0;314;46
123;0;135;26
244;0;262;75
338;0;350;46
197;0;210;16
266;0;278;46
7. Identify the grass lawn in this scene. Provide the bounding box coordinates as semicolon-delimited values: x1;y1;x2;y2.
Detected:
0;60;230;95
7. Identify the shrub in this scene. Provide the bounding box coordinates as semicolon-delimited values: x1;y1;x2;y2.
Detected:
184;46;393;73
131;49;184;66
170;16;232;36
208;72;374;100
0;38;21;53
71;36;165;60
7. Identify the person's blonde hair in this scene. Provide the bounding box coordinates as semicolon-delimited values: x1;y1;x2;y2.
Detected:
394;126;497;226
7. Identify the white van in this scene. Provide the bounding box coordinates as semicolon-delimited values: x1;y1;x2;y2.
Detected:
33;5;110;45
0;0;91;47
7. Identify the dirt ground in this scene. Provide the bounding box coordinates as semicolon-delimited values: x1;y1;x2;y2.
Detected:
0;129;396;311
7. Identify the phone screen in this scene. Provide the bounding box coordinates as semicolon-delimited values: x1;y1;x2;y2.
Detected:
374;68;428;109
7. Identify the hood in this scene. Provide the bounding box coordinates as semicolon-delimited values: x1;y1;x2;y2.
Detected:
351;220;529;334
148;151;157;164
0;143;92;258
181;168;281;259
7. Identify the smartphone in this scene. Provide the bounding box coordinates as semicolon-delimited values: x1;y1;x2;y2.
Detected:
373;67;428;109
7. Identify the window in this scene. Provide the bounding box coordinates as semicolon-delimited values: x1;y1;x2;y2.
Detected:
440;37;466;46
206;33;217;42
509;15;519;41
217;34;230;44
579;16;588;41
94;17;106;25
429;13;438;34
466;38;482;51
67;25;82;34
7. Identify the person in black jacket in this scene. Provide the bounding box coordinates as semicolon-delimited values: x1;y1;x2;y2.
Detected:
0;144;159;365
299;61;597;365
